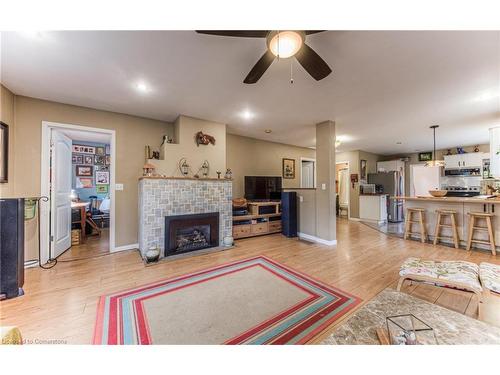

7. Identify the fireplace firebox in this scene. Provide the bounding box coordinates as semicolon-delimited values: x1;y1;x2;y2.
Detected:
164;212;219;257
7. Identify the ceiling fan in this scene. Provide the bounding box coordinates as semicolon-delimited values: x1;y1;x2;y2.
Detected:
196;30;332;84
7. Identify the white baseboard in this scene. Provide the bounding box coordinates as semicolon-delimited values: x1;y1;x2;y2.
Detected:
298;232;337;246
348;217;361;221
112;243;139;253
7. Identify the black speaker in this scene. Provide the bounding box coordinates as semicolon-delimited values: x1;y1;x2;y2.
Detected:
281;192;297;237
0;198;25;300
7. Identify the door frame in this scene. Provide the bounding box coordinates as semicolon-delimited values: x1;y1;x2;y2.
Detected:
300;157;316;188
336;160;350;220
40;121;116;264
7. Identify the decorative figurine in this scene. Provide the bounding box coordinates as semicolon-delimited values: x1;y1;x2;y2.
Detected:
456;147;465;154
446;149;452;155
142;163;156;177
195;131;216;147
224;168;233;179
474;145;480;153
216;171;221;179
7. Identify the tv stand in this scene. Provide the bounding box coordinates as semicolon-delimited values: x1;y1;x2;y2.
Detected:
232;201;281;239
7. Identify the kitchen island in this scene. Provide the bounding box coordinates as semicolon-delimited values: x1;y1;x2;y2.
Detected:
395;195;500;252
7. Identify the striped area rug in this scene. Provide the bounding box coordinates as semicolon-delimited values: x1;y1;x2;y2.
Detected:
93;256;361;344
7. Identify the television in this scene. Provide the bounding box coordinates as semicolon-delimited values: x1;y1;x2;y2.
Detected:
244;176;282;201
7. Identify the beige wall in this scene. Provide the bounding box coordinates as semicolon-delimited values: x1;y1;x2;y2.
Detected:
336;150;382;218
152;115;226;177
0;85;15;198
226;134;316;198
11;95;171;258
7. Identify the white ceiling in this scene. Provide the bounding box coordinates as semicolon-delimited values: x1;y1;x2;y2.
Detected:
1;30;499;154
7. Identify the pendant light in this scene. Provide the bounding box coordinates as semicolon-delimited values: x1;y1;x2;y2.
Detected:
426;125;444;167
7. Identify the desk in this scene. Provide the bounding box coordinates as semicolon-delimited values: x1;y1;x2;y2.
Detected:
71;202;89;243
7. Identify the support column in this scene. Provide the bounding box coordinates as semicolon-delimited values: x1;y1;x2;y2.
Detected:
315;120;336;244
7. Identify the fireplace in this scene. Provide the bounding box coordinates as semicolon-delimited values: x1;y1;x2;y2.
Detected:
164;212;219;257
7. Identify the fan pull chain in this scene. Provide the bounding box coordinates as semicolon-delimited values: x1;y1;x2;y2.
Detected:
290;60;294;84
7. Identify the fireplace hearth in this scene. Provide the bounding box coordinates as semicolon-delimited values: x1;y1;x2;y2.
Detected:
165;212;219;257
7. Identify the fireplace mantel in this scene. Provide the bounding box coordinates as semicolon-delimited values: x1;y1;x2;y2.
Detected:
139;176;233;182
138;178;232;259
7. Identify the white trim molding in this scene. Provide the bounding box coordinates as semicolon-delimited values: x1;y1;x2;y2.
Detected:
298;232;337;246
40;121;117;264
112;243;139;253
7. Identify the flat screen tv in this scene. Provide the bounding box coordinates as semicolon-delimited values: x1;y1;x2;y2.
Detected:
244;176;282;201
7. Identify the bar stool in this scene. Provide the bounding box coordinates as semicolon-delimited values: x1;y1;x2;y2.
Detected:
467;212;496;256
404;208;427;243
433;209;460;248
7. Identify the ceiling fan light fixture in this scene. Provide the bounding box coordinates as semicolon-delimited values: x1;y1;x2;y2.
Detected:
268;31;304;58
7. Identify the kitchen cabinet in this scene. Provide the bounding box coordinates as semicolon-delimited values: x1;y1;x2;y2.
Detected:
490;126;500;178
359;194;388;223
444;152;488;169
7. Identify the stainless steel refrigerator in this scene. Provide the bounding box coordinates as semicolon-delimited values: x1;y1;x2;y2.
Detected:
367;171;404;222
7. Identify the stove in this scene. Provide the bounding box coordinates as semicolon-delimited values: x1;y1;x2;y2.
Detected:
443;186;480;197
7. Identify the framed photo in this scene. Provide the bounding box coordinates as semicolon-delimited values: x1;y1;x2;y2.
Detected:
76;165;93;176
282;158;295;179
76;177;93;188
95;171;109;184
96;184;108;194
96;165;109;172
72;144;95;154
360;159;367;181
82;155;92;164
105;144;110;155
105;155;110;165
95;155;105;165
0;122;8;183
95;146;105;155
418;152;433;162
72;154;83;164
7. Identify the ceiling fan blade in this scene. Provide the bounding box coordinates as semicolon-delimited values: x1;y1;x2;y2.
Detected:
243;50;276;84
294;43;332;81
305;30;326;35
196;30;269;38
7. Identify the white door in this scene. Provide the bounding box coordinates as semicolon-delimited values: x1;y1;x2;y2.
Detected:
51;130;73;257
301;160;315;188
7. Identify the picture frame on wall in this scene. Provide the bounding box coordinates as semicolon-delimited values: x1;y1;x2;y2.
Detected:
96;184;108;194
360;159;367;181
418;152;433;162
76;165;93;176
96;165;109;172
95;146;105;155
72;154;84;164
84;155;94;165
95;171;109;184
95;155;105;165
0;122;8;183
105;144;110;155
105;155;110;165
282;158;295;179
76;177;93;188
72;144;95;154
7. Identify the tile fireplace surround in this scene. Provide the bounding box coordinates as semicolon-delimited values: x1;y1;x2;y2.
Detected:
138;177;232;259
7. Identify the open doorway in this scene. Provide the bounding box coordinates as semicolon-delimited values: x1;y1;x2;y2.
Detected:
300;157;316;188
40;121;116;264
336;161;350;218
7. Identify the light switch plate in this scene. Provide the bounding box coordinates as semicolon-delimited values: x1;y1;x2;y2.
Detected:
299;195;304;202
115;183;124;191
321;183;326;190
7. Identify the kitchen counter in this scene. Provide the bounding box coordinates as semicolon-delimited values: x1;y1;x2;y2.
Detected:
395;195;500;251
394;196;500;204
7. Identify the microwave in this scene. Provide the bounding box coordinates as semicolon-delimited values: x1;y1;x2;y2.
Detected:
444;168;481;177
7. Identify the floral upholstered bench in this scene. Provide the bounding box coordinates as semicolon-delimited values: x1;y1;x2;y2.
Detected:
479;262;500;296
397;257;483;301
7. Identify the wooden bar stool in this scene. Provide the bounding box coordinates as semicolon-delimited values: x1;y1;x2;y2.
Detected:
467;212;496;256
404;208;427;243
433;210;460;248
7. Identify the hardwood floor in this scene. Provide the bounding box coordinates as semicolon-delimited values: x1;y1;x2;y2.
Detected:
1;219;499;344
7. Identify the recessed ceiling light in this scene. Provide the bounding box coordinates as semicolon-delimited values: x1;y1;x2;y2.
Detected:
240;110;254;120
135;81;149;94
264;129;272;134
473;91;499;102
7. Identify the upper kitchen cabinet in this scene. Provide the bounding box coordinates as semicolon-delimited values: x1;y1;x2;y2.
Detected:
443;152;488;169
490;126;500;177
